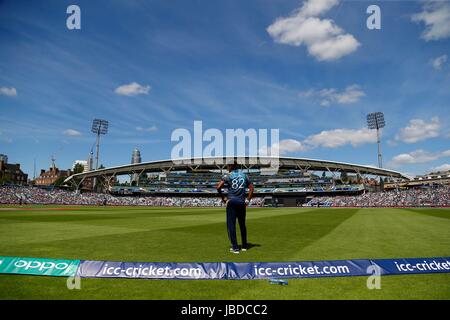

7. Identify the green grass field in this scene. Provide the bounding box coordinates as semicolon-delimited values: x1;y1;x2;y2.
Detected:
0;206;449;299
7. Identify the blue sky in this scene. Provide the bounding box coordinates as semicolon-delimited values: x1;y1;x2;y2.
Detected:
0;0;449;178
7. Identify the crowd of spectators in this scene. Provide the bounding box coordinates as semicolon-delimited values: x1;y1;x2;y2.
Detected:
1;185;448;208
307;185;450;207
0;186;264;207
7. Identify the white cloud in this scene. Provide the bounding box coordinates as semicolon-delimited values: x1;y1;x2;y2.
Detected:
431;163;450;172
115;82;151;96
63;129;82;136
304;128;376;148
261;126;378;155
259;124;377;155
300;84;365;106
314;84;365;106
390;150;439;165
267;0;360;61
276;139;308;154
136;125;158;132
296;0;340;17
298;89;315;97
0;87;17;96
389;149;450;168
260;139;308;156
395;117;440;143
412;1;450;41
431;54;447;70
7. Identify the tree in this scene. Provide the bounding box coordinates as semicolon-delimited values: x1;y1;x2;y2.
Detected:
53;176;67;186
0;176;12;185
73;163;84;174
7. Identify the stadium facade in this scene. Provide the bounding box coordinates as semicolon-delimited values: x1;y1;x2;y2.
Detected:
64;157;410;207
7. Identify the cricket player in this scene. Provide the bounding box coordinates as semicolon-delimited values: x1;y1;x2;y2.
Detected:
216;163;254;254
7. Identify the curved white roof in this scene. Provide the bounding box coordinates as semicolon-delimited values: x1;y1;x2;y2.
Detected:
65;156;410;183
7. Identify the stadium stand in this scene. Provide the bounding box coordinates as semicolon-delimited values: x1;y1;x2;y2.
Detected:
306;185;450;207
0;185;264;207
1;185;448;207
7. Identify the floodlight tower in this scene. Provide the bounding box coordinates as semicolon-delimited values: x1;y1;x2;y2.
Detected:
367;112;385;168
91;119;109;170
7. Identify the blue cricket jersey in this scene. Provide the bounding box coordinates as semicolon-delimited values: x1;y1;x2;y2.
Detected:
221;170;251;203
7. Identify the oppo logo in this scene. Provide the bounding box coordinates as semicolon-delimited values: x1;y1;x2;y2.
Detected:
14;260;69;271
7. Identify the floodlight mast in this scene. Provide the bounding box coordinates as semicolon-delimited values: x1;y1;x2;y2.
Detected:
367;112;385;168
91;119;109;170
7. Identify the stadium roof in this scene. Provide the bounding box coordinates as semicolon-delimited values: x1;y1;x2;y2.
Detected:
64;156;411;184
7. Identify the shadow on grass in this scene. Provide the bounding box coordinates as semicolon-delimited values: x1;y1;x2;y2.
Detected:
241;243;261;251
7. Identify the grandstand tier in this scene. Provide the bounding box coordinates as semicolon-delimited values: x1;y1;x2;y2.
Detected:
58;156;415;206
